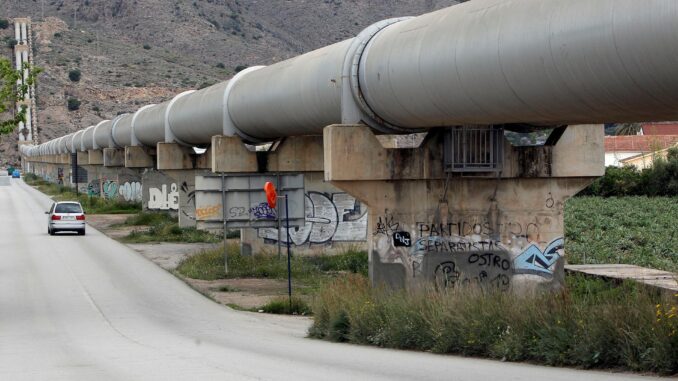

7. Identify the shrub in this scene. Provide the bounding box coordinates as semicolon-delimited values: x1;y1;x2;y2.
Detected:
6;38;17;48
235;65;248;73
260;296;311;315
215;62;225;69
68;69;81;82
0;19;9;29
67;97;81;111
581;147;678;197
143;44;151;50
310;274;678;375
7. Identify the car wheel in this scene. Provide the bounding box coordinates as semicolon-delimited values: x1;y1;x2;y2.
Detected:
49;228;55;236
78;229;86;236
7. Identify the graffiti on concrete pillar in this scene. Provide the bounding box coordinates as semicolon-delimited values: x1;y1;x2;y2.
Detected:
180;181;196;221
87;178;100;196
257;192;367;245
119;181;142;202
433;252;512;291
102;180;119;200
148;183;179;210
513;237;563;277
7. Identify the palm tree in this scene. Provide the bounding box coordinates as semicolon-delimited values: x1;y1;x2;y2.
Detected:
614;123;642;136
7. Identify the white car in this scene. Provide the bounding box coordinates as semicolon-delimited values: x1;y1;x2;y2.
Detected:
46;201;86;235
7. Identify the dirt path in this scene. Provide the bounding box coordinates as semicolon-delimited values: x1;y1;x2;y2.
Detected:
88;214;290;310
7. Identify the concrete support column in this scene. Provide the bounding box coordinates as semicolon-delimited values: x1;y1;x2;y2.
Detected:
324;124;604;290
209;134;368;256
157;143;193;170
76;151;89;166
125;146;155;168
88;150;103;165
103;148;125;167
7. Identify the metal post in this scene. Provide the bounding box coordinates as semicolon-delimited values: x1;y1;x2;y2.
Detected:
73;152;79;196
276;172;282;260
285;194;292;310
221;173;228;274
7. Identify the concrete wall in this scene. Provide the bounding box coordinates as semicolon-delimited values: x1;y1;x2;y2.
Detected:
142;169;208;227
240;172;368;256
79;165;143;202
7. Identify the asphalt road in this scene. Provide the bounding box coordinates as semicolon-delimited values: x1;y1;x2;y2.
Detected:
0;179;667;380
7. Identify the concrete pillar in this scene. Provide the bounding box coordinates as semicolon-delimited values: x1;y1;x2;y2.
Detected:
209;134;368;255
157;143;193;170
76;151;89;166
103;148;125;167
195;148;212;169
125;146;155;168
88;150;103;165
324;124;604;290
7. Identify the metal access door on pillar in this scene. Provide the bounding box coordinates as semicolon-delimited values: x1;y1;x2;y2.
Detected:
194;174;305;231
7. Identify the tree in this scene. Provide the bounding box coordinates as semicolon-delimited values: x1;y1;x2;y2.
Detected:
0;58;41;135
67;97;81;111
614;123;642;136
68;68;81;82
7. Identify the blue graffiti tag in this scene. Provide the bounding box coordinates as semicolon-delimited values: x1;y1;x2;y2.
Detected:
250;202;277;220
513;238;563;277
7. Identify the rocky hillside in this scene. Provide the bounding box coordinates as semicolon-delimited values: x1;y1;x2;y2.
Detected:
0;0;459;166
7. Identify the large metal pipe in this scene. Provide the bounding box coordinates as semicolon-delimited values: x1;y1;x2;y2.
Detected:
93;120;112;149
358;0;678;128
111;114;133;148
133;103;166;147
28;0;678;154
71;130;85;153
81;125;96;151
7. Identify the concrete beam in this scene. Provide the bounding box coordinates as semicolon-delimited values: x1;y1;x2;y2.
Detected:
195;148;212;169
157;143;193;170
76;151;89;166
125;146;155;168
88;150;103;165
103;148;125;167
211;135;259;173
211;135;324;173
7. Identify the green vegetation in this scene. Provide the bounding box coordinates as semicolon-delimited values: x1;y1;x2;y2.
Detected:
143;44;151;50
68;68;81;82
176;246;368;283
261;296;311;315
24;173;141;214
67;97;81;111
310;274;678;375
0;19;9;29
119;212;222;244
0;59;41;134
581;147;678;197
565;197;678;272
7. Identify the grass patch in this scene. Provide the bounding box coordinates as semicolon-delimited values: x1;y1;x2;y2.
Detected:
121;211;174;226
565;197;678;272
260;296;311;315
24;174;141;214
310;274;678;375
117;211;222;244
176;245;368;285
120;222;221;244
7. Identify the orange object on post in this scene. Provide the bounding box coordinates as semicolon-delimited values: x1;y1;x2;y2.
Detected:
264;182;277;209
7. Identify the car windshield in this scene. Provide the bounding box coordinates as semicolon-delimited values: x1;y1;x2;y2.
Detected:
54;203;83;214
